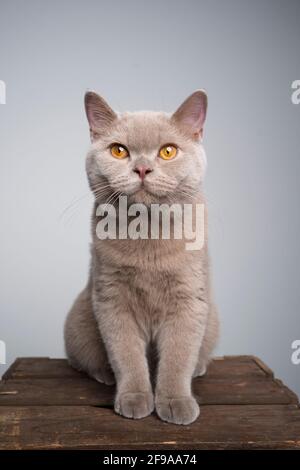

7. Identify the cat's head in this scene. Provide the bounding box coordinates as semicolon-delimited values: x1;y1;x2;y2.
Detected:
85;90;207;205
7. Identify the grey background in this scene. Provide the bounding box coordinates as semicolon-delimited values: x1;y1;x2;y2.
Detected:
0;0;299;397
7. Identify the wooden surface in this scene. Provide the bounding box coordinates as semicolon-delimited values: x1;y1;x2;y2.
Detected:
0;356;299;450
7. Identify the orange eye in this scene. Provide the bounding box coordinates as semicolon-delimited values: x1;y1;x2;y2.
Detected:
159;145;177;160
110;144;129;159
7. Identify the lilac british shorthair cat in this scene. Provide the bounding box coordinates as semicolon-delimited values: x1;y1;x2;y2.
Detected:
64;90;219;425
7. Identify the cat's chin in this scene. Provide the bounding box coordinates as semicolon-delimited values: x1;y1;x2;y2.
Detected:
128;188;160;205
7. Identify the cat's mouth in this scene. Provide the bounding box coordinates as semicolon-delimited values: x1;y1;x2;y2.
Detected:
128;182;175;205
129;186;159;204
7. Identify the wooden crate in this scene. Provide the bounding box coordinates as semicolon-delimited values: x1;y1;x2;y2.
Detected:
0;355;299;450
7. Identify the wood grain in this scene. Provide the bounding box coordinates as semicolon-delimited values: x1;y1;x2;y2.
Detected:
0;376;297;406
0;404;300;450
0;356;299;450
2;355;267;380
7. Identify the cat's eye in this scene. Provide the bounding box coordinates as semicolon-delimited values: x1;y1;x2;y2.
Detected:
110;144;129;159
159;144;177;160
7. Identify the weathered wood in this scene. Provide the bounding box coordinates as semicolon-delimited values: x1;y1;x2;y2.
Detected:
0;356;299;450
0;376;297;406
2;355;267;380
0;404;300;450
252;356;274;378
2;358;85;380
203;355;269;377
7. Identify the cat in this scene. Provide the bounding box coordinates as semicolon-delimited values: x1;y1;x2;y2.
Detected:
64;90;219;425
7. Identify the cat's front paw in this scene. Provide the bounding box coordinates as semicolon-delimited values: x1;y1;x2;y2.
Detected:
115;391;154;419
155;395;200;425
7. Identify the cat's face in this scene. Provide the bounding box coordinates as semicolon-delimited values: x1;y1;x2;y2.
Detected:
85;91;207;205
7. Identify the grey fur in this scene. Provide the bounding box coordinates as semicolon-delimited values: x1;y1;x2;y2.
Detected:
64;91;219;425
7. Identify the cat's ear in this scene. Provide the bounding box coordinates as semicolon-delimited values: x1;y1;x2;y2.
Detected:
84;91;117;142
172;90;207;139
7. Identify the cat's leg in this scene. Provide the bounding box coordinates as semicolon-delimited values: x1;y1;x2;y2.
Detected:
93;290;154;420
155;298;208;425
64;286;115;385
193;303;219;377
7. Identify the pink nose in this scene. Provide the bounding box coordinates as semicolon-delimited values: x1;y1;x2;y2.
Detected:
133;165;152;181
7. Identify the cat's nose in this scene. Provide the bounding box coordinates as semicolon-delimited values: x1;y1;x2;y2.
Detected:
133;165;152;181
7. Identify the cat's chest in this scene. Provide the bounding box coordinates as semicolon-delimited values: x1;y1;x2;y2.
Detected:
125;269;179;333
97;237;199;272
